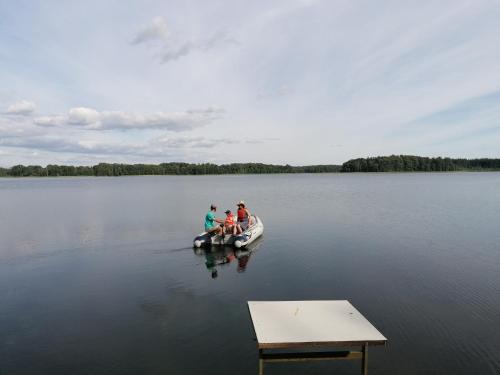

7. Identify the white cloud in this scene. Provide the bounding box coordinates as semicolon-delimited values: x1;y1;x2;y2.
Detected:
6;100;35;115
153;135;231;149
100;107;224;130
32;106;224;131
132;17;238;63
159;31;238;63
33;115;65;127
0;135;154;157
0;133;273;159
68;107;100;126
132;17;170;44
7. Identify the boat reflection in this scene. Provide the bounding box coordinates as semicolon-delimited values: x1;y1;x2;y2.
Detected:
193;238;263;279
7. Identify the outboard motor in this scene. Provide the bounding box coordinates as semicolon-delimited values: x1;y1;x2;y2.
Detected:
193;234;211;248
234;234;249;248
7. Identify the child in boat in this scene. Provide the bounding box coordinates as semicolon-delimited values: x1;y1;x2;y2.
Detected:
224;210;237;235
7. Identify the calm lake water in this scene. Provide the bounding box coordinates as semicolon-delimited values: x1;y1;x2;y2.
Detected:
1;173;499;375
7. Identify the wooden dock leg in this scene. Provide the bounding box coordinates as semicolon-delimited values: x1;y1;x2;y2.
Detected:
259;349;264;375
361;344;368;375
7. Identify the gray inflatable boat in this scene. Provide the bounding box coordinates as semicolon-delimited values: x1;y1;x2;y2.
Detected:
193;215;264;248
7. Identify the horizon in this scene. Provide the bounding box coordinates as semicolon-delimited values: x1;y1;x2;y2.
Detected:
1;0;500;166
2;154;500;170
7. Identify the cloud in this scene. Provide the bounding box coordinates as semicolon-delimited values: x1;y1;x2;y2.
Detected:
159;31;238;63
244;137;280;144
132;17;238;63
0;133;273;159
100;107;224;131
6;100;35;115
153;135;233;149
0;100;231;165
132;17;169;44
256;85;291;100
33;115;65;127
68;107;100;126
33;106;224;131
0;135;167;157
405;90;500;129
391;90;500;143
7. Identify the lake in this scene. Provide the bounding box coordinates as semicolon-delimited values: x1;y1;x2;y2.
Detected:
1;173;499;375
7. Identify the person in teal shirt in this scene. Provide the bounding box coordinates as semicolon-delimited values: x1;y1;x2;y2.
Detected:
205;204;224;235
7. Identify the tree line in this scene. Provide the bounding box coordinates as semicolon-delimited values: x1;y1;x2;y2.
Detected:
0;163;341;177
341;155;500;172
1;156;499;177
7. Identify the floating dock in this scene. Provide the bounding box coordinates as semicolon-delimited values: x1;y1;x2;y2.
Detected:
248;300;387;374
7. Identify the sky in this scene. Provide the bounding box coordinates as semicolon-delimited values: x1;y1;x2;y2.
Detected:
1;0;499;167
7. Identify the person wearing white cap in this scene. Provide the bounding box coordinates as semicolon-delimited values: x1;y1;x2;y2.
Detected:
236;200;252;234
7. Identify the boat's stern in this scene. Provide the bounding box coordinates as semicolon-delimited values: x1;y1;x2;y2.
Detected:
193;233;211;248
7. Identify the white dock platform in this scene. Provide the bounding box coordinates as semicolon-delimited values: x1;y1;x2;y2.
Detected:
248;300;387;374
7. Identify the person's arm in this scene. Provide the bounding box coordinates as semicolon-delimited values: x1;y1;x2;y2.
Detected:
209;212;223;225
245;209;252;225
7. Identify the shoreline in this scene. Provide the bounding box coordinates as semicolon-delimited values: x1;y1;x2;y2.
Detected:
1;169;500;178
1;156;499;177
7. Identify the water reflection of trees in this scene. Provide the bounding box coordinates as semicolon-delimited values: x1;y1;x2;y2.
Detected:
193;239;262;279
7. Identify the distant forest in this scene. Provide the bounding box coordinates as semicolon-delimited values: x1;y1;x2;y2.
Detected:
0;163;341;177
1;156;499;177
341;155;500;172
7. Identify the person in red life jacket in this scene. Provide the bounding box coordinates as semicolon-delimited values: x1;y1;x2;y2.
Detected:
223;209;237;235
236;200;252;234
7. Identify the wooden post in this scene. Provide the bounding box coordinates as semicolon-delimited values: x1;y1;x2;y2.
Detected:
361;344;368;375
259;349;264;375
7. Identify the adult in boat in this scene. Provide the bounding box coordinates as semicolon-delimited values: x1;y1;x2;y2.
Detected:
205;204;224;235
236;201;252;233
224;209;237;235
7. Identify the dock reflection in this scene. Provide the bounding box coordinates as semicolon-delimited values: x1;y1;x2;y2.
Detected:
193;239;263;279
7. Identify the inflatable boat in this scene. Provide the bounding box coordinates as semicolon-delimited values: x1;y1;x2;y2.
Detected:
193;215;264;248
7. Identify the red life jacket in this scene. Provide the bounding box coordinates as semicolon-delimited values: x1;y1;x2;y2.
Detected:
225;214;235;225
237;208;247;221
